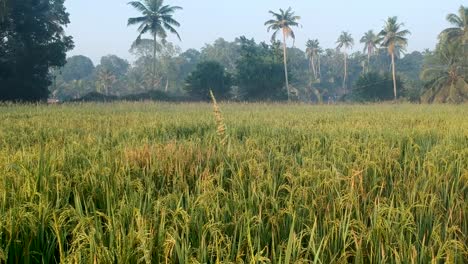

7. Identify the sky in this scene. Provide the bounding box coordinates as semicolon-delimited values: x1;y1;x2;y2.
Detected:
65;0;464;64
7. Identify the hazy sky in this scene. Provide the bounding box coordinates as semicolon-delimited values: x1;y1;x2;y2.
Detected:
65;0;463;64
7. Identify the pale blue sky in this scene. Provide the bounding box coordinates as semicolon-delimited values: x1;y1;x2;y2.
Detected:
65;0;464;63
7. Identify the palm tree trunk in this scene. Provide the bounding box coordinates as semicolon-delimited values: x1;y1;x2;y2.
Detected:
311;56;317;80
308;59;313;84
367;50;371;73
343;52;348;93
318;55;321;79
391;52;397;100
282;31;290;101
153;34;157;90
463;39;467;69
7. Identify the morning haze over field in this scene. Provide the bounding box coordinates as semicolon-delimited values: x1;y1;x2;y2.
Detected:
0;0;467;263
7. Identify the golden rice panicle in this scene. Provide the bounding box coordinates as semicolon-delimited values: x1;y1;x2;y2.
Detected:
210;90;228;145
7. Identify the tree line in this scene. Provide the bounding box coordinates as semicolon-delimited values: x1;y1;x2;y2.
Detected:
0;0;466;103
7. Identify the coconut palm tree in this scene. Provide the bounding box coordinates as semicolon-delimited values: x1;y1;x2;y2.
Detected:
421;39;467;103
127;0;182;88
96;69;116;96
360;30;379;73
441;6;467;47
441;5;467;68
336;32;354;92
306;39;321;80
317;46;324;79
265;7;301;101
378;17;411;100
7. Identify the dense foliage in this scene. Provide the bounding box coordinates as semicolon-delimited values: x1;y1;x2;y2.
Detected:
184;61;232;100
0;3;466;103
0;0;73;101
48;38;428;103
0;103;466;263
421;6;468;103
235;38;287;101
352;72;404;101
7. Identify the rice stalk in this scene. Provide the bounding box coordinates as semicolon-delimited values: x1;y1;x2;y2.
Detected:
209;90;228;145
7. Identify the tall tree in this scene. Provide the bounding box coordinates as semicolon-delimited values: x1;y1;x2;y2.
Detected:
60;56;95;82
200;38;240;73
184;61;232;100
306;39;321;80
99;55;130;77
236;37;286;101
96;68;116;96
440;5;467;62
265;7;301;101
360;30;379;73
336;32;354;92
441;6;467;43
378;16;411;100
127;0;182;89
421;36;467;103
0;0;74;101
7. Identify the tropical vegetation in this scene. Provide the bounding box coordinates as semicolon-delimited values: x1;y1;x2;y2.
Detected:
377;17;411;100
184;61;232;100
264;7;301;101
418;5;467;103
306;39;322;81
336;32;355;92
2;3;466;103
127;0;182;88
360;30;379;73
0;0;73;101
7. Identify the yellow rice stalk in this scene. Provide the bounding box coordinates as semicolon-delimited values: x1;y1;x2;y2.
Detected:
209;90;228;145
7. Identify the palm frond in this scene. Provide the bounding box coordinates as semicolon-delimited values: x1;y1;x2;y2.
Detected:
265;7;300;42
128;16;148;26
163;23;181;40
446;13;463;27
128;1;150;14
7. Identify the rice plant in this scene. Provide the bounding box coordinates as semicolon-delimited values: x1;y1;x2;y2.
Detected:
210;90;228;146
0;102;467;263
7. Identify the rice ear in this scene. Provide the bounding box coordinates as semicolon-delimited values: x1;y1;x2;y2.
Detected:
209;90;228;145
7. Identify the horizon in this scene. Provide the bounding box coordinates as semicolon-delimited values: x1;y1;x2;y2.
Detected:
65;0;464;64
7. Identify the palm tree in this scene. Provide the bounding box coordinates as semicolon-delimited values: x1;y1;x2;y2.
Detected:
265;7;301;101
96;69;116;96
317;46;323;79
306;39;321;80
336;32;354;92
421;40;467;103
360;30;379;73
440;6;467;58
127;0;182;89
378;16;411;100
441;6;467;91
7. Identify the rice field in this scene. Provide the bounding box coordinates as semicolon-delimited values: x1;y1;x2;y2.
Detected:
0;102;467;263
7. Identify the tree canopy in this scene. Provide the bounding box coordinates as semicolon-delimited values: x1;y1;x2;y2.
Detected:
0;0;73;101
184;61;232;100
1;3;466;103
